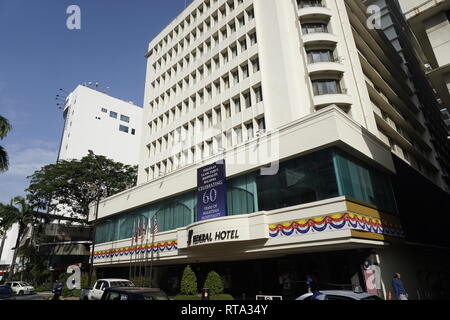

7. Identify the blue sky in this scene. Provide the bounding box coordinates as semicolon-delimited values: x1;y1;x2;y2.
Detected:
0;0;191;203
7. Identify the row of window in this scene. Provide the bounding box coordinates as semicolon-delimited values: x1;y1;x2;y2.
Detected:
152;7;255;76
145;117;266;181
119;125;136;136
148;84;264;155
149;55;260;116
101;108;130;123
151;0;250;59
150;29;258;102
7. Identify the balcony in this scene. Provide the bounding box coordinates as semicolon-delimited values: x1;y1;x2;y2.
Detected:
313;92;353;111
298;6;332;21
307;61;345;76
302;32;338;46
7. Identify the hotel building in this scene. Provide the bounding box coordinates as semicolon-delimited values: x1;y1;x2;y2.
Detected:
90;0;450;299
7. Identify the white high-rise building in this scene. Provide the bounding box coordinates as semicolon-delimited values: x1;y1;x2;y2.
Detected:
89;0;450;299
58;85;143;165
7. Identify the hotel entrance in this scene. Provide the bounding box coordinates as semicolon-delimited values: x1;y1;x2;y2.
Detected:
97;248;372;299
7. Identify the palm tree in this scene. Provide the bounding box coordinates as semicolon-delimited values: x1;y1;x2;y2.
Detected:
0;197;38;279
0;115;12;172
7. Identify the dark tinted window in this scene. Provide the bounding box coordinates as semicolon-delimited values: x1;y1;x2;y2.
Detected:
326;295;355;300
361;295;383;301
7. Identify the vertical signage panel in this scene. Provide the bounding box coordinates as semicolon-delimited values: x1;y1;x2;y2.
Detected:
197;161;227;222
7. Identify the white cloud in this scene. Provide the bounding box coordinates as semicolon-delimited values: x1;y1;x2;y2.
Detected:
0;139;58;203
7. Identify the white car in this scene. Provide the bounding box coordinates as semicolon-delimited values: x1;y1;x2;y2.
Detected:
4;281;35;296
82;279;135;300
296;290;382;300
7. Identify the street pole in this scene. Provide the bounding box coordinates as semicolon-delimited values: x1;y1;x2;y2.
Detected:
87;193;100;287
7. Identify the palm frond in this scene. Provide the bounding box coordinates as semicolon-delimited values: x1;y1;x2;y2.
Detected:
0;115;12;140
0;145;9;172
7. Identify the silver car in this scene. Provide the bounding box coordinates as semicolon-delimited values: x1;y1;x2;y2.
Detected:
4;281;35;296
296;290;383;300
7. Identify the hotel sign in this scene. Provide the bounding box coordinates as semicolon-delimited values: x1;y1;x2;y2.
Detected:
197;161;227;222
188;229;240;246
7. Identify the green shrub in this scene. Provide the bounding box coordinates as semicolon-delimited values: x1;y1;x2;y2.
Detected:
35;286;53;292
203;271;224;296
180;265;198;296
174;295;202;300
211;294;234;300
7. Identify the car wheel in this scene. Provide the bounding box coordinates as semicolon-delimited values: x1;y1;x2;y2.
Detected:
18;291;24;296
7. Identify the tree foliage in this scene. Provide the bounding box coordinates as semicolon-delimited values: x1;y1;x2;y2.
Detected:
0;197;42;279
26;154;137;221
204;271;224;296
0;115;11;172
180;265;198;296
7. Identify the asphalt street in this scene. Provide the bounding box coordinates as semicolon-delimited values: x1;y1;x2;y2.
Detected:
15;292;55;300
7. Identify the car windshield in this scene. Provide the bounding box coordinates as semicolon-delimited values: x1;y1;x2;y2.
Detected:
19;282;30;286
110;281;134;287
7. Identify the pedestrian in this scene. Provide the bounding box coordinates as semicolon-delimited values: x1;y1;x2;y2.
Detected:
52;281;64;300
306;274;318;293
392;273;408;300
310;281;327;300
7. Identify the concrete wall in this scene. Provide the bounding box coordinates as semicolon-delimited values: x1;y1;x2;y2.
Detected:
423;11;450;67
59;85;143;166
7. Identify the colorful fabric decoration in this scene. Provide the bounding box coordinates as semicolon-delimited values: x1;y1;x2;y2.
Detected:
268;213;404;238
93;240;178;259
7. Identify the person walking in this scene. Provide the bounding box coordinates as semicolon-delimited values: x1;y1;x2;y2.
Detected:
52;281;64;300
392;273;408;300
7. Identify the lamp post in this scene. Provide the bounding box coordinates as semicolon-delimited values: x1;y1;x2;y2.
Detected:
87;150;102;287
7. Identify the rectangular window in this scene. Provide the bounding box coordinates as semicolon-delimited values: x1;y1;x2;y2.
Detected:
101;108;108;113
234;97;241;113
119;125;129;133
120;115;130;123
312;79;341;95
254;86;263;103
244;92;252;108
110;111;118;119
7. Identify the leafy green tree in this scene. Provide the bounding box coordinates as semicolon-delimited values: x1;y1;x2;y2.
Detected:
0;115;12;172
26;154;137;221
203;271;224;296
0;197;41;279
180;265;198;296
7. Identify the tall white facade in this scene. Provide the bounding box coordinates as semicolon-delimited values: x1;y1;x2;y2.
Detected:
89;0;450;300
136;0;442;189
59;85;143;165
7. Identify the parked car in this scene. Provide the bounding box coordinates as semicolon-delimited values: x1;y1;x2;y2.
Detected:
4;281;35;296
296;290;383;300
80;279;135;300
100;287;170;301
0;285;16;300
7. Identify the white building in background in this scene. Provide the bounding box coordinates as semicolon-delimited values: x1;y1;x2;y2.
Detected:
89;0;450;300
58;84;143;165
0;225;19;281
